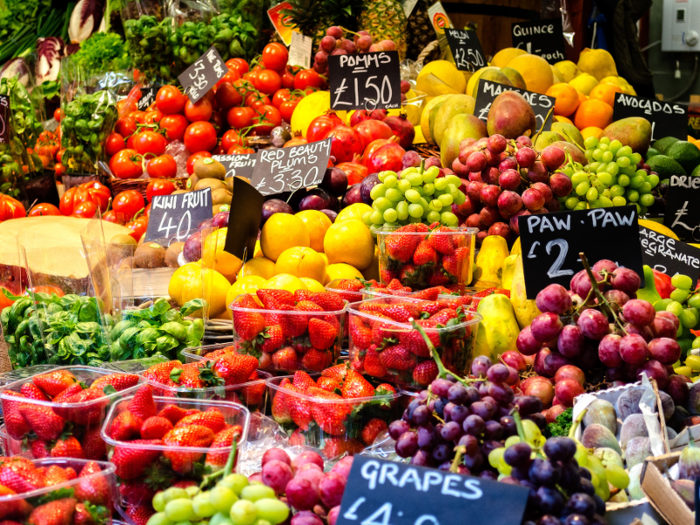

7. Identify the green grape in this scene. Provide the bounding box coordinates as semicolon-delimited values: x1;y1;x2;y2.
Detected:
253;499;289;525
447;184;459;199
383;208;398;223
585;150;594;161
405;189;421;203
574;444;589;467
629;175;645;189
454;191;466;205
521;419;541;444
666;300;684;317
597;172;613;186
599;196;613;207
688;293;700;309
398;179;412;193
193;494;218;518
606;162;619;176
408;203;423;218
670;288;691;303
631;152;642;164
562;166;574;177
419;197;430;213
617;145;632;157
384;221;398;228
590;198;603;208
605;464;629;490
565;197;578;209
253;521;272;525
588;162;601;172
574;201;588;211
586;188;599;202
638;193;654;207
601;150;613;163
163;489;190;504
488;447;506;469
693;336;700;349
423;183;435;196
362;211;373;225
446;175;462;187
211;513;233;525
166;500;196;522
385;188;403;202
610;184;625;197
407;216;422;224
406;173;423;186
616;155;630;168
592;149;603;161
230;501;257;525
575;182;590;196
427;211;441;223
429;199;442;212
621;165;637;176
396;201;409;221
377;172;387;182
640;182;652;194
147;513;173;525
434;177;449;191
154;493;167;513
384;174;397;187
186;487;200;498
584;136;599;149
618;174;630;186
648;174;660;188
240;486;275;503
654;298;672;311
589;470;599;489
572;172;589;185
599;136;611;145
596;163;608;174
369;184;386;200
609;139;622;153
626;189;639;202
505;435;520;448
370;210;385;225
442;211;459;225
210;488;239;514
438;193;453;206
602;189;611;198
680;308;699;328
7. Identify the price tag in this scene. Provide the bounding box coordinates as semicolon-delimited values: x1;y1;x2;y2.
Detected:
267;2;295;46
212;154;257;180
336;456;528;525
474;79;554;131
511;19;566;63
329;51;402;111
444;29;486;73
224;178;264;261
137;87;157;111
250;138;331;196
639;225;700;285
178;46;227;104
612;93;687;141
518;206;645;298
145;188;213;245
664;175;700;241
0;95;8;144
288;31;313;69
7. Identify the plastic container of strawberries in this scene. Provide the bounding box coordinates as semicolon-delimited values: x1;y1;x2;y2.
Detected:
0;457;116;524
376;225;478;290
347;296;481;390
101;394;250;495
229;301;346;373
0;366;144;460
266;374;402;459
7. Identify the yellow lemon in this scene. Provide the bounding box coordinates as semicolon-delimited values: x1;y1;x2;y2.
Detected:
551;65;563;84
639;219;680;240
202;228;242;280
490;47;527;68
261;213;310;262
291;90;330;137
577;48;618;81
324;219;375;270
295;210;332;252
325;263;364;284
170;264;230;318
361;246;380;282
168;262;201;303
554;60;582;82
336;203;373;223
274;246;327;282
226;276;267;311
506;54;553;94
265;273;308;294
253;240;263;258
416;60;466;96
580;126;603;140
237;257;276;280
568;73;598;96
300;277;326;292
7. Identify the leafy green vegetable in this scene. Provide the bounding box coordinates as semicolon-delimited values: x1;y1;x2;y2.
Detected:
70;32;131;75
547;407;573;437
124;16;175;84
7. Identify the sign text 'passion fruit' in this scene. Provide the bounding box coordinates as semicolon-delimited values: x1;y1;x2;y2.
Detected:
336;456;529;525
329;51;401;111
518;206;644;298
145;187;212;245
212;153;257;180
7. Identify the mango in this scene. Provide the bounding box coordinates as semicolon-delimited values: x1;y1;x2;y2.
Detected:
474;293;521;361
510;236;521;255
551;122;584;148
433;94;476;146
510;255;541;329
533;131;566;151
472;235;509;288
486;91;536;139
601;117;652;154
440;114;487;169
420;95;451;145
500;67;527;89
501;254;518;292
549;141;587;165
467;68;511;98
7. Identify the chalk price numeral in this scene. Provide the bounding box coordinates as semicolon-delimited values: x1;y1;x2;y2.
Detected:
527;238;574;279
342;498;440;525
454;48;484;72
256;166;323;194
157;211;193;244
333;76;394;108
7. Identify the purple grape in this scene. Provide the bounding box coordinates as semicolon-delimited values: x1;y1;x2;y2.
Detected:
488;383;515;404
412;405;430;426
410;450;432;467
500;416;517;437
567;493;596;520
543;437;577;462
517;325;543;356
504;442;532;467
447;383;468;404
577;309;610;340
514;396;544;416
484;420;503;440
471;356;492;377
479;470;498;480
536;487;565;515
431;378;453;398
539;516;562;525
395;431;419;458
462;415;485;436
458;434;479;455
486;364;510;384
536;284;573;314
528;458;561;487
417;426;436;451
440;421;461;442
450;405;470;424
563;515;590;525
558;324;585;358
462;450;484;470
592;259;617;273
611;267;641;294
431;443;451;462
470;401;495;420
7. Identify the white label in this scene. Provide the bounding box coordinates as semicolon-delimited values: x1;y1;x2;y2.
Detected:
288;31;313;69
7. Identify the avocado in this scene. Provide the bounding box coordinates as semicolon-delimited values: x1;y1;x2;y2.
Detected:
692;164;700;177
645;147;660;161
193;158;226;180
134;243;167;268
666;141;700;173
652;136;680;155
647;154;687;178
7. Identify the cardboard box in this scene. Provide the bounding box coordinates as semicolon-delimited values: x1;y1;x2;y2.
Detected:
604;499;665;525
640;452;694;525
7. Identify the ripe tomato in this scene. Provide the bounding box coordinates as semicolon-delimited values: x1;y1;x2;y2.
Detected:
211;110;225;136
294;70;323;91
279;99;299;123
272;89;292;108
234;79;256;100
56;150;63;164
187;151;212;174
105;133;126;157
245;70;260;89
54;163;66;177
131;111;147;124
113;190;145;220
147;154;178;178
115;115;137;137
227;106;255;129
215;82;242;109
216;69;241;87
281;68;297;89
159;114;188;142
71;201;98;219
245;94;270;111
262;43;289;71
146;180;176;202
256;69;282;95
53;108;64;122
102;210;124;225
32;285;65;297
156;85;187;115
252;105;281;135
143;203;151;217
110;149;144;179
117;98;138;115
221;130;243;152
307;114;342;142
28;203;61;217
184;121;217;152
226;58;249;76
184;98;213;123
126;216;149;241
227;145;255;155
143;110;163;124
133;130;167;156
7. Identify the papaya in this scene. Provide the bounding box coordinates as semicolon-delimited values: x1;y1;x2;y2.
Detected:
510;255;542;328
427;100;448;145
636;265;662;305
420;95;451;145
510;236;522;255
440;114;487;169
433;94;476;146
472;235;509;288
501;254;518;292
474;293;521;361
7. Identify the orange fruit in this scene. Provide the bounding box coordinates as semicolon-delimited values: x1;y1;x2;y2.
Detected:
589;83;624;107
581;127;603;140
578;92;588;104
546;83;580;117
574;99;613;130
554;116;574;125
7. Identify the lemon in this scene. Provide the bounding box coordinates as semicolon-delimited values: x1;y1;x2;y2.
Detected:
550;65;563;84
490;47;527;68
554;60;582;83
361;246;380;282
300;277;326;292
253;240;263;258
237;257;276;280
295;210;332;252
336;203;373;223
416;61;466;96
169;263;230;318
568;73;598;95
202;228;242;281
577;48;618;81
274;246;327;282
324;219;375;270
325;263;364;284
265;273;308;294
261;213;310;262
226;276;267;312
168;262;201;303
506;54;553;94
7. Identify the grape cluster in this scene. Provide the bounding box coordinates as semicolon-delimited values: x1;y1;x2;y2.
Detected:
657;274;700;356
313;26;397;75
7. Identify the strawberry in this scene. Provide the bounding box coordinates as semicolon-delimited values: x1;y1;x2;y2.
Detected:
363;345;387;377
292;371;316;392
75;462;109;506
306;387;351;436
431;308;458;325
350;358;364;373
240;372;266;407
44;465;72;486
309;318;338;350
33;370;77;398
81;427;106;460
284;384;312;430
271;378;292;424
309;292;344;311
398;264;420;284
110;411;143;441
380;267;396;283
301;349;332;371
30;440;50;459
119;481;156;507
361;418;388;445
371;318;397;346
205;426;242;469
400;319;440;357
428;226;456;255
375;383;397;396
20;383;49;401
417;300;443;316
50;437;84;459
170;362;204;389
384;225;419;262
157;404;190;425
51;383;85;404
271;347;297;370
341;370;375;399
257;289;294;308
334;279;365;292
412;360;439;386
0;483;30;520
413;240;438;266
141;417;174;440
411;287;441;301
27;498;76;525
124;506;154;525
316;376;341;392
201;347;235;362
176;409;226;433
91;373;140;392
19;404;64;441
295;300;324;314
385;279;405;291
233;308;266;341
382;304;420;323
127;386;157;420
349;316;372;350
379;344;416;371
322;437;364;459
213;353;258;385
2;391;29;439
415;223;430;233
57;389;106;425
288;428;305;447
142;361;182;386
260;324;285;353
163;425;215;474
427;271;451;287
72;503;94;525
322;363;349;382
111;440;163;479
0;461;46;492
442;249;464;277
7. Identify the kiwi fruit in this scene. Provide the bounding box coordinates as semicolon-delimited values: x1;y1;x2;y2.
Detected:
213;204;231;215
194;178;227;193
212;188;233;206
165;242;185;268
134;243;167;268
172;189;187;195
225;177;233;192
186;174;199;190
111;234;137;246
194;158;226;180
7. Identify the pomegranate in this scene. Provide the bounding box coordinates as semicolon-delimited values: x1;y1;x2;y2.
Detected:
370;109;387;120
284;137;308;147
366;142;406;174
353;119;394;149
336;160;368;185
363;137;394;167
324;126;364;164
350;110;371;127
383;114;415;149
307;114;342;142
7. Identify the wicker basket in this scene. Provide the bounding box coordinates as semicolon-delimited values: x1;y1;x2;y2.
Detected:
416;41;441;69
106;177;188;198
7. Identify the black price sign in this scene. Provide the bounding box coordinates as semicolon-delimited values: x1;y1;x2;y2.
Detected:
444;29;486;73
212;154;257;180
336;456;528;525
250;138;331;196
639;226;700;285
474;80;554;131
664;175;700;241
145;188;213;245
511;19;566;63
0;95;8;144
612;93;687;141
224;178;264;261
329;51;401;111
518;206;645;298
178;46;227;103
137;87;157;111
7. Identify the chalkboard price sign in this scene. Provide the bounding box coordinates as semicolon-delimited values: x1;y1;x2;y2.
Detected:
639;226;700;286
145;188;213;245
336;456;529;525
612;93;687;141
138;87;157;111
224;178;264;261
250;139;331;196
511;19;566;63
212;153;257;180
518;206;644;298
444;29;486;73
0;95;8;144
664;175;700;241
178;46;227;103
328;51;401;111
474;80;554;131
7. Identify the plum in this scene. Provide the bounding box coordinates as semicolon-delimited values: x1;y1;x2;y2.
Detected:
212;211;230;229
360;173;380;204
183;232;202;262
342;183;363;207
262;199;293;225
320;167;348;197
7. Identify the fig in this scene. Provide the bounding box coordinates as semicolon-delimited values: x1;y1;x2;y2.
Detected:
582;399;617;435
668;406;690;433
581;424;621;455
671;480;695;510
679;440;700;481
620;414;648;450
666;374;690;407
615;388;643;421
625;436;651;468
592;447;623;469
627;463;645;500
688;382;700;415
659;390;675;421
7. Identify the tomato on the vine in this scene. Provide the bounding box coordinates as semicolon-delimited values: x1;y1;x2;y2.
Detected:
131;111;148;124
56;150;63;164
71;201;98;219
160;114;188;142
60;182;110;215
226;58;249;76
146;180;176;202
113;190;145;220
227;106;255;129
245;93;270;110
272;89;292;108
116;99;138;115
184;121;217;152
244;70;260;88
256;69;282;95
281;68;297;89
216;69;241;87
102;210;124;225
211;111;225;136
294;70;323;91
110;149;144;179
184;98;213;123
115;115;137;137
279;99;299;123
28;203;61;217
262;43;289;71
105;133;126;157
221;129;243;152
147;154;178;179
133;130;167;157
143;203;151;217
53;108;64;122
156;85;187;115
54;163;66;177
251;105;281;135
186;151;211;174
227;145;255;155
215;83;242;110
143;110;163;124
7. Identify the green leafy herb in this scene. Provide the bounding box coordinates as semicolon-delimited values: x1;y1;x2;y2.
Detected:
547;407;573;437
70;32;131;76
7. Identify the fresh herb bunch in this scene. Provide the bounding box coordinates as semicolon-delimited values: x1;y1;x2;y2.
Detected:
0;135;29;198
0;76;44;174
61;90;118;174
124;16;175;83
0;0;51;60
70;32;132;76
547;407;574;437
